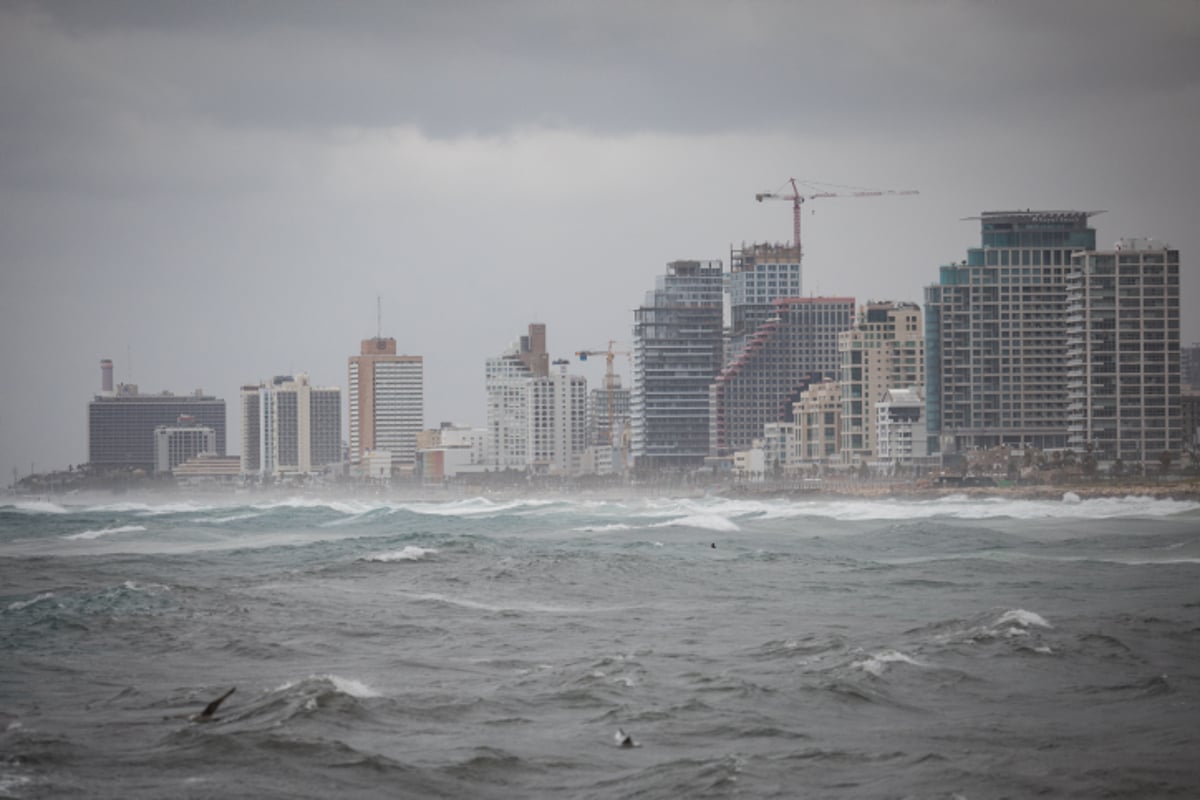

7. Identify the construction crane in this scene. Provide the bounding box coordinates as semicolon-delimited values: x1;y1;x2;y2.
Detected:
755;178;919;261
575;341;631;449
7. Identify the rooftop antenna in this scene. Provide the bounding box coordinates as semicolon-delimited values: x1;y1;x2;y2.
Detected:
377;295;382;339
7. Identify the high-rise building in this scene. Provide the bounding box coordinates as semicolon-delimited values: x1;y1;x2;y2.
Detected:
1182;343;1200;390
925;210;1098;454
88;360;226;471
631;260;724;471
529;361;589;475
241;374;341;478
1066;238;1182;464
483;326;588;475
728;243;803;360
793;378;842;463
587;377;631;449
485;323;550;470
838;301;924;462
710;297;853;456
876;387;928;464
349;337;424;473
153;416;217;474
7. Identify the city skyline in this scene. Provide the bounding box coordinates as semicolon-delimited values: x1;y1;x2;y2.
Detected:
2;2;1198;482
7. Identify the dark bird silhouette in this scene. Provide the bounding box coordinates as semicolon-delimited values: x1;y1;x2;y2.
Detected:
190;687;235;723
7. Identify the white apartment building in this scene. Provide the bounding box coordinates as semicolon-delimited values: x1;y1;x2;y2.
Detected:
241;374;341;478
153;419;217;474
349;337;423;473
875;387;928;464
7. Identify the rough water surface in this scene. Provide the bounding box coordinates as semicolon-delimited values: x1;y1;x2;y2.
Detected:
2;492;1199;798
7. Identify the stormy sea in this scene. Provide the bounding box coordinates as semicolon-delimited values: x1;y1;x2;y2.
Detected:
2;491;1199;799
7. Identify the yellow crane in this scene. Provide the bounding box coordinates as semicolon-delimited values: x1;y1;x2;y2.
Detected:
575;341;630;448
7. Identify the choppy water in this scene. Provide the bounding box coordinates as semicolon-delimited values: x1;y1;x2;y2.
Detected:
2;491;1199;798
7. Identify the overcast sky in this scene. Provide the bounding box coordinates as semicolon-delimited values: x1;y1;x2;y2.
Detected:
2;0;1198;482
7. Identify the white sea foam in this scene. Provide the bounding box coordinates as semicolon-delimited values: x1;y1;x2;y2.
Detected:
6;592;55;612
651;514;741;532
86;501;211;516
572;523;633;532
64;524;147;540
853;649;925;676
996;609;1052;629
622;493;1200;523
203;512;264;524
276;674;382;698
4;499;69;514
122;580;170;593
363;546;437;562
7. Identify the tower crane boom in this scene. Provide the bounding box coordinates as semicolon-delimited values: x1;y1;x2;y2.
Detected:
575;340;631;450
755;178;918;261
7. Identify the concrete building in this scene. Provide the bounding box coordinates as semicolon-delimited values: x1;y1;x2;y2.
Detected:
349;337;423;474
88;360;226;471
1182;343;1200;390
838;301;924;462
761;421;798;475
728;243;803;360
241;374;341;478
172;455;242;483
876;387;928;464
710;297;853;457
1066;238;1182;465
1182;391;1200;458
529;361;589;476
483;326;586;475
925;210;1099;454
417;424;489;483
631;260;725;471
153;416;217;474
793;378;842;463
485;323;549;470
586;377;631;474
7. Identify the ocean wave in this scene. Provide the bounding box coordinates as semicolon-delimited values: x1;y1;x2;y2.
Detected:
851;649;927;677
63;524;147;540
274;674;382;699
2;499;70;515
650;514;740;532
996;609;1053;630
362;546;437;562
572;523;633;532
6;592;55;612
201;511;265;524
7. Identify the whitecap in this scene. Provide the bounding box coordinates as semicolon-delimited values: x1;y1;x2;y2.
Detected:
852;649;925;676
4;499;69;515
6;592;55;612
63;524;147;540
274;674;382;698
202;512;264;524
572;523;633;532
325;675;382;698
1062;491;1082;503
122;580;170;593
996;609;1052;629
651;514;740;532
362;546;437;562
